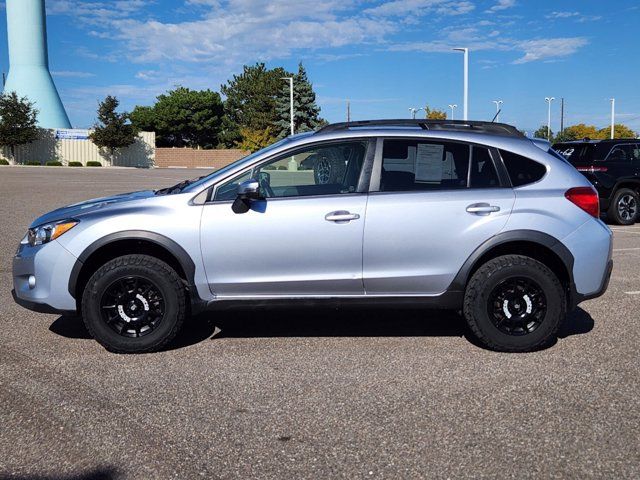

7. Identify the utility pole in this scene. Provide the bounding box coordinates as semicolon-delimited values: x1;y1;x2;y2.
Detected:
453;48;469;120
545;97;555;140
281;77;294;135
346;99;351;123
448;104;457;120
560;98;565;137
610;98;615;139
492;100;503;122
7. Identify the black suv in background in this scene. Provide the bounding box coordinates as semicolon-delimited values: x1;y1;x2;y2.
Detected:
554;139;640;224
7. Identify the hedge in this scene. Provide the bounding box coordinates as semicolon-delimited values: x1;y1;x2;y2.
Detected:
46;161;63;166
0;159;9;165
68;161;83;167
86;161;102;167
25;161;41;166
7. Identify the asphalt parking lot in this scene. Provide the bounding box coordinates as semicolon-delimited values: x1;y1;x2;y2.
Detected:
0;166;639;479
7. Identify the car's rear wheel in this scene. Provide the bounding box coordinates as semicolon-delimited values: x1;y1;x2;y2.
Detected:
463;254;565;352
81;254;186;353
608;188;638;225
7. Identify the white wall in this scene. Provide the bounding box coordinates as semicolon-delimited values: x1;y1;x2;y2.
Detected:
0;130;155;167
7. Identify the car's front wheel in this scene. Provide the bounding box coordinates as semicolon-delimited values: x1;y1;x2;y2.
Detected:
81;254;186;353
463;255;565;352
608;188;638;225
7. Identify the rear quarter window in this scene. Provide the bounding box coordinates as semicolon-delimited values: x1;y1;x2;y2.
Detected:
499;150;547;187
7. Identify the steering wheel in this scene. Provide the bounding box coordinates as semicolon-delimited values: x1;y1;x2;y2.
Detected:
257;172;274;198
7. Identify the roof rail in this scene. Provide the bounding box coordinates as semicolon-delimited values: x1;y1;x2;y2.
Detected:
316;119;524;138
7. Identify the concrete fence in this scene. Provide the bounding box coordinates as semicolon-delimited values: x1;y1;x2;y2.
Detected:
0;129;155;167
155;148;249;169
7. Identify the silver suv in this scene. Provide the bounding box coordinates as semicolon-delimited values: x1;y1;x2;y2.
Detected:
12;120;613;353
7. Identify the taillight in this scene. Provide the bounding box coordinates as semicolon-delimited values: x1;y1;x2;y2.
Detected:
565;186;600;218
576;166;608;173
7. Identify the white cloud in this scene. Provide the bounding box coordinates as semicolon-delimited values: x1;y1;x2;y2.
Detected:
486;0;515;13
546;11;580;19
52;71;96;78
513;37;588;64
364;0;474;17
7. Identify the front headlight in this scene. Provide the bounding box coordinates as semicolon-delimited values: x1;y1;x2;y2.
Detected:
27;220;79;246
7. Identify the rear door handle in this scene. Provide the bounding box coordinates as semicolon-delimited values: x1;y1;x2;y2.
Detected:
325;210;360;223
466;203;500;215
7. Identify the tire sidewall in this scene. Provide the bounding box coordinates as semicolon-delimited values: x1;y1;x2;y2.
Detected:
83;261;181;352
467;260;564;351
610;188;638;225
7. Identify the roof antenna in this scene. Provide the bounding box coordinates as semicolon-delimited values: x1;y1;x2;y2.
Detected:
491;109;501;123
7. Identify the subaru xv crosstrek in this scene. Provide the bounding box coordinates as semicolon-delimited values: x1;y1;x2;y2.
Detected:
553;139;640;225
13;120;613;353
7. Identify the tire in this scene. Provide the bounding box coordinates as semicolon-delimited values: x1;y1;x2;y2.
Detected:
463;254;565;352
607;188;638;225
313;149;346;185
81;254;186;353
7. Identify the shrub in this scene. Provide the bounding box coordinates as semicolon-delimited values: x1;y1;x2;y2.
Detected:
68;161;83;167
0;159;9;165
86;161;102;167
277;165;287;170
46;161;63;166
263;165;276;171
25;161;41;166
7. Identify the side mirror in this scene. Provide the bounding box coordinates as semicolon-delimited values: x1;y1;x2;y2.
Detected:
237;179;261;200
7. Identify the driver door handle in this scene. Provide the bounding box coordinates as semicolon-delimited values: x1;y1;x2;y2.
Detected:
466;203;500;215
325;210;360;223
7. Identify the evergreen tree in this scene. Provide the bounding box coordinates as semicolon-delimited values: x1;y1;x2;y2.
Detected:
89;96;137;165
274;62;323;139
0;92;39;162
220;63;291;147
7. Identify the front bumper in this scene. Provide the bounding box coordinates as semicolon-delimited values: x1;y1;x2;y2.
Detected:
12;240;79;314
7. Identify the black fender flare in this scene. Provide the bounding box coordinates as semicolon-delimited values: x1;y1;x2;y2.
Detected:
447;229;575;298
68;230;197;300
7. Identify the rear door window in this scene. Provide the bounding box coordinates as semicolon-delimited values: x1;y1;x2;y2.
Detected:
606;144;638;162
499;150;547;187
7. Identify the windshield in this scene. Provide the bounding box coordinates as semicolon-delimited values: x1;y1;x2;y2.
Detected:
177;138;291;193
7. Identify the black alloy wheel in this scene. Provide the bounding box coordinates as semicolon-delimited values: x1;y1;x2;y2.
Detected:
100;276;165;338
487;277;547;336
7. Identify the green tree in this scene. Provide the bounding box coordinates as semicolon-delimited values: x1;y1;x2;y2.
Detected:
274;62;324;139
425;105;447;120
89;96;137;165
129;105;156;132
0;92;39;162
597;124;637;140
533;125;553;140
131;88;224;149
220;63;291;147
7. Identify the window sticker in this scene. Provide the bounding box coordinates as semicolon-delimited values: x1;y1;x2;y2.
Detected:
415;143;444;182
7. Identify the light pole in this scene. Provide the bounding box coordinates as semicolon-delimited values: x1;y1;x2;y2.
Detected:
453;47;469;120
492;100;503;122
448;104;457;120
409;107;423;119
610;98;615;139
281;77;294;135
545;97;555;140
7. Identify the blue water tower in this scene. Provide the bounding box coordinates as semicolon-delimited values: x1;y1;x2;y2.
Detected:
3;0;72;128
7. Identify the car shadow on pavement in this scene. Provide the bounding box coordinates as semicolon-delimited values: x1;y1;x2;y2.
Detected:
4;467;120;480
48;306;594;352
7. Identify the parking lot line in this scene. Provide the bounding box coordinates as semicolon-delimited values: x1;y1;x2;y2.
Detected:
624;291;640;295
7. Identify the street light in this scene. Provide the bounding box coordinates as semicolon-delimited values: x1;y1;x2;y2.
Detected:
448;104;457;120
610;98;615;139
492;100;503;122
281;77;294;136
409;107;423;119
545;97;555;140
453;47;469;120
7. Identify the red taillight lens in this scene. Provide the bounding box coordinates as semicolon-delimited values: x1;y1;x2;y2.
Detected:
565;186;600;218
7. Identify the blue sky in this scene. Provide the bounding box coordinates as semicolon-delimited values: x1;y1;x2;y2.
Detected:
1;0;638;133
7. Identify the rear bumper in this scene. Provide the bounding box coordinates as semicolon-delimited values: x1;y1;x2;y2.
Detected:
574;259;613;306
